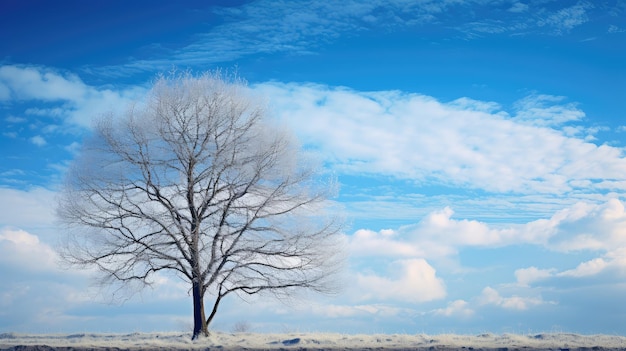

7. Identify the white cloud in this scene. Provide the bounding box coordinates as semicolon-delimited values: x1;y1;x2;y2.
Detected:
64;141;81;154
356;259;446;303
26;107;67;117
450;1;603;38
0;228;59;272
608;24;625;33
349;199;626;266
512;250;626;293
433;299;474;317
508;200;626;287
448;97;501;113
558;258;608;277
346;197;626;311
0;65;86;101
349;228;424;257
29;135;47;146
513;94;585;126
313;304;371;318
417;207;510;247
515;266;556;286
479;287;545;310
5;115;27;123
553;248;626;279
99;0;458;74
92;0;613;75
508;2;529;13
537;2;591;34
349;206;544;261
0;187;57;229
257;82;626;195
546;198;626;253
0;65;147;128
308;303;415;319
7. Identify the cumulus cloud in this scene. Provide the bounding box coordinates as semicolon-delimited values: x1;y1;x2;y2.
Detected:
0;228;59;272
346;197;626;313
545;199;626;253
519;250;626;286
501;199;626;295
479;287;546;310
349;199;626;266
257;82;626;195
433;299;474;317
356;259;446;303
417;207;512;247
559;258;608;277
349;207;531;260
515;266;556;286
349;228;424;258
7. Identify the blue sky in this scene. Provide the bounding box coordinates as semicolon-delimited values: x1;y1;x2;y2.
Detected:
1;0;626;335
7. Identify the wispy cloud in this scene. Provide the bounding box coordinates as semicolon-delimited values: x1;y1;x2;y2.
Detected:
29;135;47;146
457;1;595;38
90;0;612;76
508;2;529;13
5;115;27;123
537;2;592;35
513;94;585;126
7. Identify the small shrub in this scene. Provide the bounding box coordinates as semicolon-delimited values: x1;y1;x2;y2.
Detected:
232;321;252;333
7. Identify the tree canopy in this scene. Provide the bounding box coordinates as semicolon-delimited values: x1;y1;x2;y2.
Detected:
57;71;344;339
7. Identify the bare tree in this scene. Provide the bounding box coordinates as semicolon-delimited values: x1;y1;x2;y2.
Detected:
57;71;344;339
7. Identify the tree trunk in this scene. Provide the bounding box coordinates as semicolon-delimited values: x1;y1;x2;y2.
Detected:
206;293;223;328
191;280;208;340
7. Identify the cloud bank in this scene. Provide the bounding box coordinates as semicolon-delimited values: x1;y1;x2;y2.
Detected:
258;82;626;196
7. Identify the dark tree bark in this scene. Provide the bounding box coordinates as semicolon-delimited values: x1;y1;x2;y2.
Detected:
192;280;208;339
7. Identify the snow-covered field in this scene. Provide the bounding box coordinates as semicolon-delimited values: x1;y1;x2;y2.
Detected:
1;332;626;350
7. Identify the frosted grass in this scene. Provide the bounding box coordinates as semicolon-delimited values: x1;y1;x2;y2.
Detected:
1;332;625;350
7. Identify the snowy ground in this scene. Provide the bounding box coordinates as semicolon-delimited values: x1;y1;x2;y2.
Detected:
1;332;626;350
